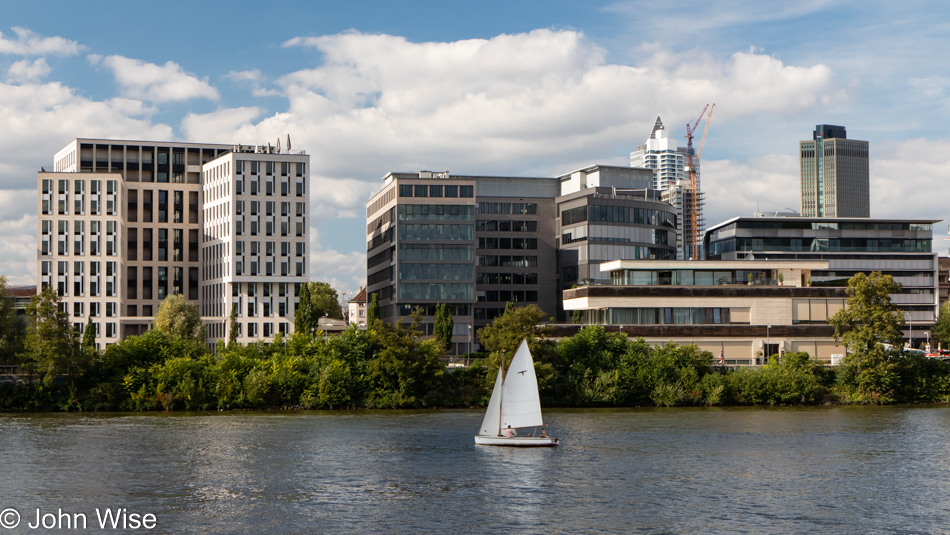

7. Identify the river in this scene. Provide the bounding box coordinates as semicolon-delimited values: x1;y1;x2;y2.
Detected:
1;407;949;534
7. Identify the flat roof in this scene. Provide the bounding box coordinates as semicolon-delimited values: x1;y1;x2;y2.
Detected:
554;164;652;181
705;216;942;234
600;259;831;272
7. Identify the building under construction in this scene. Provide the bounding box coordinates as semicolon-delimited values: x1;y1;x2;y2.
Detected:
630;109;713;260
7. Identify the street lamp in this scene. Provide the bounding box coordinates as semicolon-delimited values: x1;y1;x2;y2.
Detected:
767;324;771;365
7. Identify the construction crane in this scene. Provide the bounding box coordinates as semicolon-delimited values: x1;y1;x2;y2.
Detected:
684;103;715;259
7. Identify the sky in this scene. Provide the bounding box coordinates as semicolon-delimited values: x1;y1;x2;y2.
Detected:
1;0;949;298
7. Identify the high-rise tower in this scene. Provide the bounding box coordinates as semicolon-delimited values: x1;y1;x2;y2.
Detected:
631;116;704;259
800;125;869;217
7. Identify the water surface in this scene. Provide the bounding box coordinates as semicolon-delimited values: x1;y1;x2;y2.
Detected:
2;406;949;534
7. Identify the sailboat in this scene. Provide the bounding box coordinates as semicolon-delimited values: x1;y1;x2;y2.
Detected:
475;339;558;447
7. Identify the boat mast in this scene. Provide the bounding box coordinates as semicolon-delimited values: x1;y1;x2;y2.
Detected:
498;361;504;436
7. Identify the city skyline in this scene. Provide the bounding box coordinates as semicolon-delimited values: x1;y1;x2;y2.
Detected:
1;1;949;296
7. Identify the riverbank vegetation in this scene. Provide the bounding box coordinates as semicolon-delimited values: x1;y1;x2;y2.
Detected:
3;272;950;411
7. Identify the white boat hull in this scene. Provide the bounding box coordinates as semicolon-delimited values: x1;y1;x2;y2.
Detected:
474;435;558;447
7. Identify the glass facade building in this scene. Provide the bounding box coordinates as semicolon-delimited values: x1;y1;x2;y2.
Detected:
704;216;940;340
800;125;870;217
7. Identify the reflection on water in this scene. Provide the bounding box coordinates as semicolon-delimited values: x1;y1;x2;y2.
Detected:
2;407;950;534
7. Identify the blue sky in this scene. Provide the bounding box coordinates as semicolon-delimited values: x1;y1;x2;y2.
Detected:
1;1;949;296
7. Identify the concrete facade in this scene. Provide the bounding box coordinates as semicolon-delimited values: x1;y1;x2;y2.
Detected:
704;216;940;344
800;125;870;218
556;165;677;289
37;138;309;348
563;260;847;366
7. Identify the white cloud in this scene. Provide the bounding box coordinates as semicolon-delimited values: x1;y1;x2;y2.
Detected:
92;55;219;102
225;69;262;84
270;30;843;182
0;27;82;56
181;107;262;142
310;176;380;221
5;58;50;83
702;139;950;252
0;190;40;284
309;228;367;292
871;139;950;234
0;28;865;291
0;81;172;189
702;155;801;226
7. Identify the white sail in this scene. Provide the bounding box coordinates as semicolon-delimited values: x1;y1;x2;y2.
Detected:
479;364;504;436
500;340;544;429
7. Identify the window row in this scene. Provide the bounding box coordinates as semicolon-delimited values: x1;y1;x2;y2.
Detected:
71;301;118;319
475;220;538;232
561;204;676;227
398;283;474;300
234;260;305;277
398;184;474;198
399;244;473;261
476;290;538;303
398;204;473;221
399;262;473;281
235;217;306;237
398;224;473;241
603;307;732;325
476;202;538;215
477;237;537;250
234;160;305;177
475;272;538;285
477;255;538;267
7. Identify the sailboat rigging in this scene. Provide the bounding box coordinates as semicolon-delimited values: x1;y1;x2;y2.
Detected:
474;339;558;447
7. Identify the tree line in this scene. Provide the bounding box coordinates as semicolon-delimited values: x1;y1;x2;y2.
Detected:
2;272;950;411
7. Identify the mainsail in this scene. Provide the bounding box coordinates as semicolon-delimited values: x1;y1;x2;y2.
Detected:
479;365;504;436
500;340;543;429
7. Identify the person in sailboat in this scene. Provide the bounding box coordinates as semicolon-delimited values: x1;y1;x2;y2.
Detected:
539;428;548;438
504;425;517;438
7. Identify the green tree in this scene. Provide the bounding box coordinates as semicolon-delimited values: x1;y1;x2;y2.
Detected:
20;286;78;385
367;320;443;407
829;272;905;402
82;315;96;354
0;276;25;363
228;304;239;346
154;294;206;344
307;281;343;321
295;284;312;336
367;293;380;326
433;303;454;354
477;304;553;382
932;301;950;350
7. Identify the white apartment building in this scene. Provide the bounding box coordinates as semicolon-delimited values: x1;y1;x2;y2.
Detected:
37;138;309;348
630;116;705;259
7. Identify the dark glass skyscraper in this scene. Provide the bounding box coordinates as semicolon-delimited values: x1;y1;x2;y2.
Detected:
800;124;869;217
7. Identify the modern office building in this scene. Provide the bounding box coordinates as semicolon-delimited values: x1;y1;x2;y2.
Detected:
562;260;846;365
939;257;950;311
631;117;705;259
365;171;558;353
365;165;682;349
800;124;870;218
556;165;677;287
704;216;939;343
37;138;310;347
